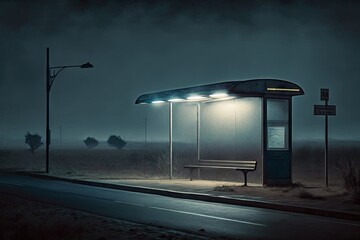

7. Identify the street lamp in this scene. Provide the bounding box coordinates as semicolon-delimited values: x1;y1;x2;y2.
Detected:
45;47;93;173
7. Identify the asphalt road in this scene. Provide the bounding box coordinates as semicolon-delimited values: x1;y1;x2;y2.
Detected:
0;173;359;240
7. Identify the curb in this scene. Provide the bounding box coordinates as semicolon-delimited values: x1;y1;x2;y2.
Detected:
15;171;360;222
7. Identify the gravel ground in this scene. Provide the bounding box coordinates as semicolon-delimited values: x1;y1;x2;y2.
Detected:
0;194;234;240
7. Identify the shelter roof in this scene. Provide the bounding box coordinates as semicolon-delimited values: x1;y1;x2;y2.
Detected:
135;79;304;104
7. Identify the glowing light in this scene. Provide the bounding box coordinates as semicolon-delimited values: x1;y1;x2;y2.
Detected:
168;98;184;102
187;95;207;101
152;100;165;104
209;93;229;98
267;88;300;92
208;96;235;102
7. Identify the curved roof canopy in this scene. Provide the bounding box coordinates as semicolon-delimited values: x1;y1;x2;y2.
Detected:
135;79;304;104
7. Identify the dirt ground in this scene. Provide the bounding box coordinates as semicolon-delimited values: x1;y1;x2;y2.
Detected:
213;183;360;214
0;193;236;240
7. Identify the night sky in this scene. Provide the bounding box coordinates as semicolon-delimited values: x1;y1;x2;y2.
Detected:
0;0;360;143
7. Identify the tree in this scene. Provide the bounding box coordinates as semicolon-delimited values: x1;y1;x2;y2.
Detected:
25;132;43;153
107;135;126;150
83;137;99;149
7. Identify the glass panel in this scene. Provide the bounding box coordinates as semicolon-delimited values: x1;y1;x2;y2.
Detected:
200;97;262;184
173;103;197;143
267;99;289;150
234;98;262;161
201;99;236;160
267;99;288;121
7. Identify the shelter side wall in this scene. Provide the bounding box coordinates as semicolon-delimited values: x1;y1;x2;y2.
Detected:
200;97;263;184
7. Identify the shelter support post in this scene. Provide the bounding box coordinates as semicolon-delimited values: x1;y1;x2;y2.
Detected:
197;103;201;179
169;102;173;179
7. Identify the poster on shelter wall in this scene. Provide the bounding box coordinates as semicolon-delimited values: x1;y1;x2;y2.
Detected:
267;126;286;149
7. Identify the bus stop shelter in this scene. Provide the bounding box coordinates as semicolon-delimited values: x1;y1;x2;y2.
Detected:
135;79;304;185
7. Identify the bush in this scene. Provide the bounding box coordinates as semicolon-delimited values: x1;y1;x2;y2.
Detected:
25;132;43;153
107;135;126;150
337;158;360;204
83;137;99;149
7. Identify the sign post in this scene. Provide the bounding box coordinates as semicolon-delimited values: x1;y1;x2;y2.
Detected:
314;89;336;188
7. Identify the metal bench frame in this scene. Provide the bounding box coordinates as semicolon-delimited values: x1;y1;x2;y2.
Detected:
184;160;257;186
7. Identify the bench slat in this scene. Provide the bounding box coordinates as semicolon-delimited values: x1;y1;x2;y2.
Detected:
198;163;256;167
184;165;255;170
199;160;256;164
197;160;256;168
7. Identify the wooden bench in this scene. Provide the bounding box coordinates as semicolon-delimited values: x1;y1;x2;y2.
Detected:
184;160;257;186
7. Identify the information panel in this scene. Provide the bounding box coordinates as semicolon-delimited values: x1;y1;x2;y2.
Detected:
268;126;285;149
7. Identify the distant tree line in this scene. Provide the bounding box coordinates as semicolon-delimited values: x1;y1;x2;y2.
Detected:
25;132;127;152
84;135;127;150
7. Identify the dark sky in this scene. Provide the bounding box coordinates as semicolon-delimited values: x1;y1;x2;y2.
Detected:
0;0;360;142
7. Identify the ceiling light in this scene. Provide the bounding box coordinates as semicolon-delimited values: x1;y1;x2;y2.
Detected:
209;93;229;98
152;100;165;104
168;98;184;102
187;95;207;101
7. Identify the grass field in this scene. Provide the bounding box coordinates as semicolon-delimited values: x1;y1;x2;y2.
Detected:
0;140;359;187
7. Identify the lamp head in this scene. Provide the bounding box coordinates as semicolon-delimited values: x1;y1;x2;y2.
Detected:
80;62;93;68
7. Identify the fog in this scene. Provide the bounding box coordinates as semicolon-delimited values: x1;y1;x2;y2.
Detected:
0;0;360;144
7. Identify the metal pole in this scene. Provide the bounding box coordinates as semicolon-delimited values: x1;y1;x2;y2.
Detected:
197;103;200;162
46;48;50;173
325;99;328;188
169;102;173;179
196;103;201;179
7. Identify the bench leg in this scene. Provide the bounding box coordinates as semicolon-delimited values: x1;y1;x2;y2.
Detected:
242;170;249;187
197;169;201;180
189;168;194;181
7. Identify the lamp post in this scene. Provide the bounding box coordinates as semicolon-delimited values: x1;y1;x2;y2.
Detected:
45;47;93;173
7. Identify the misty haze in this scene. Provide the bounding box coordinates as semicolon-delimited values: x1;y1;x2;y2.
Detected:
0;1;360;240
0;0;359;142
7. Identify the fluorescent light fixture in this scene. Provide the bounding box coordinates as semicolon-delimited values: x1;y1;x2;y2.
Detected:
168;98;184;102
206;96;235;103
217;96;235;101
267;88;300;92
209;93;229;98
187;95;207;101
152;100;165;104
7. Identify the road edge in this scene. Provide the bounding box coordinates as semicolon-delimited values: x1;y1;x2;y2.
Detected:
14;171;360;222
